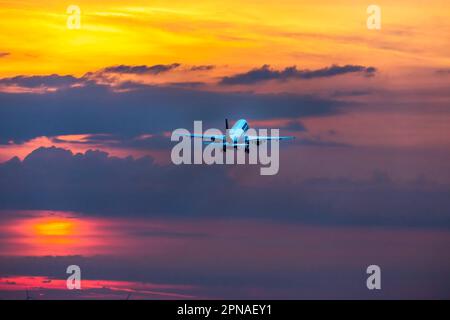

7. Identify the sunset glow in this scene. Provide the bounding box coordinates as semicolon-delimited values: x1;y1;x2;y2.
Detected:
34;219;74;237
1;0;449;300
0;212;104;256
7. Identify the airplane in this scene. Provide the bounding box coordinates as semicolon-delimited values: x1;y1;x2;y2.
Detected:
178;119;295;152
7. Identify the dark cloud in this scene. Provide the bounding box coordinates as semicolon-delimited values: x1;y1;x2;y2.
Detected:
188;65;215;71
101;63;180;75
1;146;449;228
0;74;81;89
167;81;205;88
220;64;377;85
0;63;208;93
0;52;10;58
0;82;343;144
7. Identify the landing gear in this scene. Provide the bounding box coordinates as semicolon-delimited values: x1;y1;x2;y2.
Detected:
244;137;250;153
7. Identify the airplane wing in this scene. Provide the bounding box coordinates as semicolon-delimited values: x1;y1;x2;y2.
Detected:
203;141;247;147
175;133;226;141
246;135;295;141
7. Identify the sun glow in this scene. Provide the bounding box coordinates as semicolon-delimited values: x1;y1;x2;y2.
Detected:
26;217;85;247
34;219;74;237
0;211;108;256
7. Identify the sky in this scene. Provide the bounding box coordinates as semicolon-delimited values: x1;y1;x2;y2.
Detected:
0;0;450;299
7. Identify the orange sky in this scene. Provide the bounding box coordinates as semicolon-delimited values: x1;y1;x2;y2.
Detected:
0;0;449;77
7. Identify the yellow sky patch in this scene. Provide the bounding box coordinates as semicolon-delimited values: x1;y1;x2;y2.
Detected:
0;0;448;76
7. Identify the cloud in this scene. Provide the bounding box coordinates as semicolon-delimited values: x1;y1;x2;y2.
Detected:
53;133;170;151
0;74;82;89
0;52;10;58
166;81;205;88
220;64;377;85
0;62;375;144
0;62;377;93
101;63;181;75
0;82;343;144
188;65;215;71
1;146;449;229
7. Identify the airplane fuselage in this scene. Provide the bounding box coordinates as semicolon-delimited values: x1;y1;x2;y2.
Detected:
174;118;293;152
227;119;249;143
